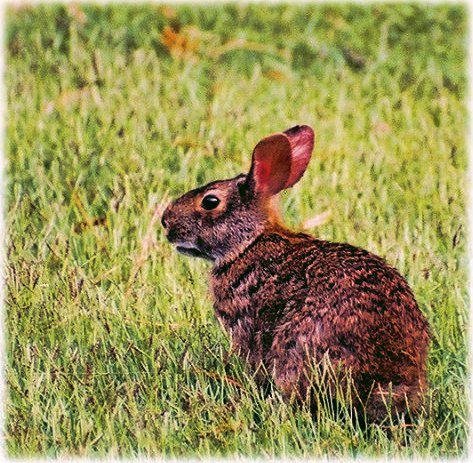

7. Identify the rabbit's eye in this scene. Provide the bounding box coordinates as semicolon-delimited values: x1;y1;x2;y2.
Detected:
201;195;220;210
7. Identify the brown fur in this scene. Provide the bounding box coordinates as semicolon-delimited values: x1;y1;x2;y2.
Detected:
161;125;429;422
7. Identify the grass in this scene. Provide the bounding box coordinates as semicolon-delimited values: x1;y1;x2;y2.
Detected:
5;2;468;458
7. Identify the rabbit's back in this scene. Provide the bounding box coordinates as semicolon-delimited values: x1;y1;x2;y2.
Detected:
211;229;429;420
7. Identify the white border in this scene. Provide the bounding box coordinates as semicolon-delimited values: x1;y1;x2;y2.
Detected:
1;1;470;462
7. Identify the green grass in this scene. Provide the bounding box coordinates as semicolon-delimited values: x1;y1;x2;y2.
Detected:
5;2;468;458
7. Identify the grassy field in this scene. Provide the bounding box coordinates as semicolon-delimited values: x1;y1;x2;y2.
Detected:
5;2;468;458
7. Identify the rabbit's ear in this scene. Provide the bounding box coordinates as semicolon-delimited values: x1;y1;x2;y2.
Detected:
248;133;292;196
283;125;315;189
248;125;315;196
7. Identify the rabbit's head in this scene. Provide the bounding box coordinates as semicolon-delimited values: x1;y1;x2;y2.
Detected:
161;125;315;261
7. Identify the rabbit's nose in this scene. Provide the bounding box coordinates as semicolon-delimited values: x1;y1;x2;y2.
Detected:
161;207;170;229
161;215;167;229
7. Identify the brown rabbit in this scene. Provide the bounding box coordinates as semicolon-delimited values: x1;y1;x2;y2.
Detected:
161;125;429;422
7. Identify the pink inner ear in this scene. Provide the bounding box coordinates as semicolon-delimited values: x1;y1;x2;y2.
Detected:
256;161;271;187
250;126;315;196
252;134;292;195
283;125;315;188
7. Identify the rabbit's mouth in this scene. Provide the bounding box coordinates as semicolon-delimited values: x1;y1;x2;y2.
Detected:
175;243;211;260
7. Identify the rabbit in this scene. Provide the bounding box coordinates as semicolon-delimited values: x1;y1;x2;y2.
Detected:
161;125;429;423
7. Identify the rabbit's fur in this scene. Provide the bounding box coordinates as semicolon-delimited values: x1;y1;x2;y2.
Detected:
162;125;429;422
